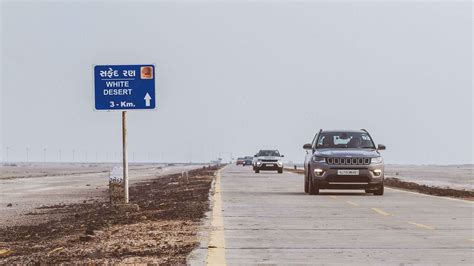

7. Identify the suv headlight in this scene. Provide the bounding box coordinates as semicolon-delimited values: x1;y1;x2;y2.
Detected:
312;155;325;163
371;157;383;164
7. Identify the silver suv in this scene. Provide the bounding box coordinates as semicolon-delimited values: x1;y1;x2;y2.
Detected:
303;129;386;195
253;150;284;174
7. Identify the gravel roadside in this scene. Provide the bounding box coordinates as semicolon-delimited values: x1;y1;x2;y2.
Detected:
0;166;222;263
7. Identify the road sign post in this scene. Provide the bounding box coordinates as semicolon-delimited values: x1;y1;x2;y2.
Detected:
122;111;129;203
94;64;156;204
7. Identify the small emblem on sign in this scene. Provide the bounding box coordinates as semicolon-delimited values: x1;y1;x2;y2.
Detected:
140;66;153;79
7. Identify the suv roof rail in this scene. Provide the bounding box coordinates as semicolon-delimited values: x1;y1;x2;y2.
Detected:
360;128;368;133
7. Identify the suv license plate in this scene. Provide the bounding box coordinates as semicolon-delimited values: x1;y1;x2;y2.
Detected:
338;170;359;175
265;164;273;167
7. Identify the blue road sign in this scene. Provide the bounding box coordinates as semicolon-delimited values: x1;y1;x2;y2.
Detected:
94;64;156;110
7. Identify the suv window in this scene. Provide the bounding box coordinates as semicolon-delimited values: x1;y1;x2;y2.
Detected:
316;132;375;149
258;150;281;157
311;133;319;148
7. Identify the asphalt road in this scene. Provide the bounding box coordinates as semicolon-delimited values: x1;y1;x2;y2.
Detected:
205;165;474;265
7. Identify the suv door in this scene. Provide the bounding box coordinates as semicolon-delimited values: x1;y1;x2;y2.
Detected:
304;133;318;173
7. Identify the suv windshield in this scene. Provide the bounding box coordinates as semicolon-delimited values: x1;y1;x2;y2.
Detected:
316;132;375;149
258;150;280;157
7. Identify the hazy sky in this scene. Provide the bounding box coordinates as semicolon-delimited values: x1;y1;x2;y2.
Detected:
1;0;472;164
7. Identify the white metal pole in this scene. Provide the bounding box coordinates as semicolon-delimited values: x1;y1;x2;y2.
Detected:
122;111;129;203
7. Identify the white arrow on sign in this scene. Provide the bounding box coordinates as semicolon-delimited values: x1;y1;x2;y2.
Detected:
144;93;152;107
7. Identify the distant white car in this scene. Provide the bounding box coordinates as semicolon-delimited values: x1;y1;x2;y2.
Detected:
253;150;284;174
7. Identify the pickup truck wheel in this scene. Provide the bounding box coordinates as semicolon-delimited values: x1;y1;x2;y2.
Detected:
255;169;260;173
374;183;384;196
308;177;319;195
278;168;283;174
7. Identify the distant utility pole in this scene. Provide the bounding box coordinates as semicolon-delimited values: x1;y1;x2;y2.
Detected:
43;148;47;162
219;151;234;162
5;146;10;163
26;147;29;162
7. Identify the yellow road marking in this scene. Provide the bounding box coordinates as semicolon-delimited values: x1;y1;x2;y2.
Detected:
329;196;338;199
206;171;226;265
407;221;435;230
386;187;473;204
371;208;391;216
346;201;359;207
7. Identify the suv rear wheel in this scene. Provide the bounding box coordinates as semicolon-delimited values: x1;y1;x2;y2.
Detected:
255;169;260;173
278;168;283;174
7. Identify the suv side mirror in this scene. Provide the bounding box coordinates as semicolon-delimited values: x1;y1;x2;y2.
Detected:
377;144;386;150
303;143;312;150
281;155;285;157
254;154;258;157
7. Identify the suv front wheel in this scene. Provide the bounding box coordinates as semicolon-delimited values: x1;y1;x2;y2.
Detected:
304;167;309;193
308;176;319;195
366;183;384;196
373;183;384;196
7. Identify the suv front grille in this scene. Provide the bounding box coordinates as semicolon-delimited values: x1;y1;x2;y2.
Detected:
326;157;370;165
262;159;278;162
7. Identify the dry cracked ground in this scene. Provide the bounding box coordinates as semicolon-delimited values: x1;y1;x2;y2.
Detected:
0;166;221;264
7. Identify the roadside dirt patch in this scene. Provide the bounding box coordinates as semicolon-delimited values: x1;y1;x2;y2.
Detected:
385;177;474;201
0;166;221;264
